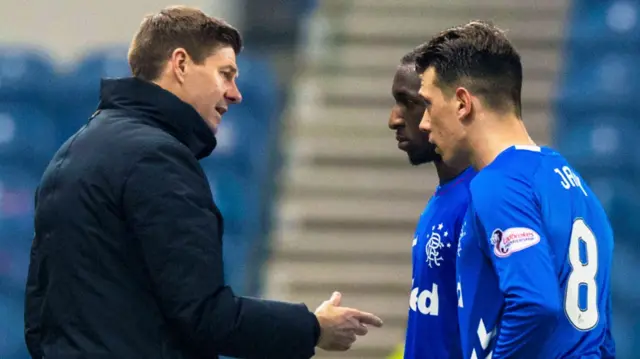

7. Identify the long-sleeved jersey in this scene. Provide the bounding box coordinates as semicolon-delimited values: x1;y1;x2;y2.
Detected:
404;167;475;359
457;145;615;359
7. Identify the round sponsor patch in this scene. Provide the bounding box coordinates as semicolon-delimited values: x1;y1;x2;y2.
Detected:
490;227;540;258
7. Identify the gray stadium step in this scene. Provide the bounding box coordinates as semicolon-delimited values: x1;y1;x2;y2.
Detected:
272;229;413;261
266;261;410;288
341;14;565;44
280;196;426;225
317;74;555;107
295;106;552;144
286;165;436;197
328;46;562;74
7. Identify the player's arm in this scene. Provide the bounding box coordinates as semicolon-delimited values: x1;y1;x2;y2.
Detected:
472;172;560;358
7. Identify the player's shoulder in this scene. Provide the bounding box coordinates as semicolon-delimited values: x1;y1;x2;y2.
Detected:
472;145;564;185
469;145;550;205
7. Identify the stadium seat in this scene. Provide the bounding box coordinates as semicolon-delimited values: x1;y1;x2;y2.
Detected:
566;0;640;47
205;167;264;296
554;112;640;169
0;103;58;172
0;163;38;233
203;105;273;178
56;46;130;140
583;173;640;238
0;291;27;359
236;53;281;121
204;166;261;237
0;46;57;105
222;234;252;296
556;51;640;107
0;165;32;355
64;46;131;95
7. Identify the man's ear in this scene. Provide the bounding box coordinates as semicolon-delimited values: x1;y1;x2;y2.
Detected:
455;87;472;121
170;48;189;84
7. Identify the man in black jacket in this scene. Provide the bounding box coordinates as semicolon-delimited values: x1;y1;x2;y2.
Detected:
24;6;382;359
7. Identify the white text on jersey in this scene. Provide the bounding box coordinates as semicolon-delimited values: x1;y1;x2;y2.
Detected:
554;166;588;197
410;283;440;316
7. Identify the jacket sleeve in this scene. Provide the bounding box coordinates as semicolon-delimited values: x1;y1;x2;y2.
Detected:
25;188;43;359
122;142;320;359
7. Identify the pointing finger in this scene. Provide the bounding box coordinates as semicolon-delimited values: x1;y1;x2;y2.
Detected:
351;310;383;328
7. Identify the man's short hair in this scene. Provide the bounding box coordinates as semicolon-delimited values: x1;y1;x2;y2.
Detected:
128;6;242;81
400;43;429;66
415;20;523;117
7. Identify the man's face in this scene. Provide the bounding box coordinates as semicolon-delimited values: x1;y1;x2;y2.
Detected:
180;46;242;133
418;66;470;168
389;65;439;165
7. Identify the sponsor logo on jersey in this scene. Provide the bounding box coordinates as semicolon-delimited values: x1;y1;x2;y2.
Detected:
490;227;540;258
409;283;439;316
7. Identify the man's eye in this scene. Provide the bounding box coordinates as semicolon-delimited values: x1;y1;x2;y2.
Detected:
408;98;425;107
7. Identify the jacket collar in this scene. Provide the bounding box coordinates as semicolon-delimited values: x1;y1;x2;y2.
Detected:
97;77;216;159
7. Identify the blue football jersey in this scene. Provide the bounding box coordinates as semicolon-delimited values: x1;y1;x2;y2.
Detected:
404;167;475;359
457;145;615;359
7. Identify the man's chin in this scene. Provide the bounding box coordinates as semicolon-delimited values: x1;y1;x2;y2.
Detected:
408;155;431;166
408;151;440;166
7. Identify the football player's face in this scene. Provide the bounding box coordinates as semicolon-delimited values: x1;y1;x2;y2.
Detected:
418;67;470;169
389;65;440;165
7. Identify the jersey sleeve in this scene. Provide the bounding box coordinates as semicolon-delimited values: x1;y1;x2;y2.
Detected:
471;171;561;358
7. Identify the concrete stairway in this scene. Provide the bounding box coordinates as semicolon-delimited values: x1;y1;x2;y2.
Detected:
263;1;569;358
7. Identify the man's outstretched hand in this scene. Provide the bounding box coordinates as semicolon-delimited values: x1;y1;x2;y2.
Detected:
314;292;384;351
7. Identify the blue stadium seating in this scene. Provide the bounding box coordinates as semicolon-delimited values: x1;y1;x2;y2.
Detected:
236;53;281;122
0;163;36;358
556;52;640;107
0;163;39;248
555;112;640;169
0;46;57;105
204;166;262;235
204;105;274;177
56;46;131;141
566;0;640;47
0;102;59;172
0;291;27;359
222;234;252;295
585;173;640;238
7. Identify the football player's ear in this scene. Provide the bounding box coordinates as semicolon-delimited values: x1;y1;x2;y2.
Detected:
455;87;472;121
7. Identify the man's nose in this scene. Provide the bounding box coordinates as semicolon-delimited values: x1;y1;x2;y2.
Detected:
418;112;431;133
225;83;242;104
388;108;403;130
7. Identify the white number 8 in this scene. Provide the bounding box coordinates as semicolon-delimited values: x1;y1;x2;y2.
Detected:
565;218;599;330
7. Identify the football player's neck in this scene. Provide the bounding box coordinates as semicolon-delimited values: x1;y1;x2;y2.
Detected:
469;111;535;171
434;159;466;185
